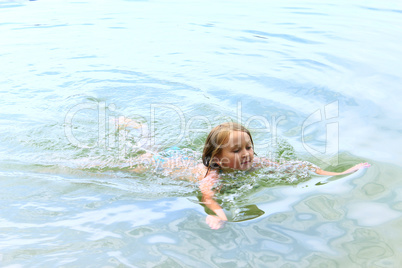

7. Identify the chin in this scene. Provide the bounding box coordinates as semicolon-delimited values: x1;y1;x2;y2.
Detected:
239;163;252;170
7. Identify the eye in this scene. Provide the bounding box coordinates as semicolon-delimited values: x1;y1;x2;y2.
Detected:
246;146;252;150
233;149;240;153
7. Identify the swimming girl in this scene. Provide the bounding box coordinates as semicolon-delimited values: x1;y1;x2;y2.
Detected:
198;122;370;229
116;118;370;230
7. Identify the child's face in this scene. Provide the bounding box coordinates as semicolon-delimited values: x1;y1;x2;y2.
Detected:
216;131;254;171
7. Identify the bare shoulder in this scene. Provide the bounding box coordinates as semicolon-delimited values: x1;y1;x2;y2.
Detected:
191;163;207;181
192;164;220;182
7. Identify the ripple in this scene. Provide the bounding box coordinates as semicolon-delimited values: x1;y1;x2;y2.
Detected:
243;29;322;44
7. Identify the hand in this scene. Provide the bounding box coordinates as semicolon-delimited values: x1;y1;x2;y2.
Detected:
342;162;371;174
206;215;227;230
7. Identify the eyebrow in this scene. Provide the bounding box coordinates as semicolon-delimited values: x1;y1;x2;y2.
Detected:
230;142;252;150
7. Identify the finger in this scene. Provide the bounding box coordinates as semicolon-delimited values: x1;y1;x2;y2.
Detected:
207;217;219;229
214;223;221;230
206;216;216;227
209;220;218;229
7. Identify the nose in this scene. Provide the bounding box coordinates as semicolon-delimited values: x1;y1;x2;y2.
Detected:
241;148;249;158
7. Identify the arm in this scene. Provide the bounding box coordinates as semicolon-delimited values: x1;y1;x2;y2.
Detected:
198;170;227;229
253;156;278;168
315;162;370;176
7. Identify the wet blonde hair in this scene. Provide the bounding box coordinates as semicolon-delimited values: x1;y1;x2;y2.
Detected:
202;122;255;174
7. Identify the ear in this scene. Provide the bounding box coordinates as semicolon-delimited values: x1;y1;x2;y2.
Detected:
211;156;221;168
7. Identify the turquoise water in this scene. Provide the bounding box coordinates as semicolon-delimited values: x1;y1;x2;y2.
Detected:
1;0;402;267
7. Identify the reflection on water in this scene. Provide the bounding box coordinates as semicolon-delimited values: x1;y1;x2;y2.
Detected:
305;195;343;221
344;228;394;267
1;161;401;266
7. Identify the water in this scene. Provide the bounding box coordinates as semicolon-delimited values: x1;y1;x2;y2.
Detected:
1;0;402;267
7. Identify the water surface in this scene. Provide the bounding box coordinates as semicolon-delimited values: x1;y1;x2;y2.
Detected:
1;0;402;267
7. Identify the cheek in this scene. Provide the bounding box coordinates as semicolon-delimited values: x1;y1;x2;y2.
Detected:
217;154;234;167
226;154;239;167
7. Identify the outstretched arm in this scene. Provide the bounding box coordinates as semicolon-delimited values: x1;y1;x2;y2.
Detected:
199;170;227;230
315;162;370;176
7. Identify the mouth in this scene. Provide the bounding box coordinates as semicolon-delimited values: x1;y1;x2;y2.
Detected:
241;160;250;165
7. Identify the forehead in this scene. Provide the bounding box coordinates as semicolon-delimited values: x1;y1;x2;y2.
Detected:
228;131;251;144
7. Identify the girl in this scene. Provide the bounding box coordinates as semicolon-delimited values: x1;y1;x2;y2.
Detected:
116;118;370;229
198;122;370;229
